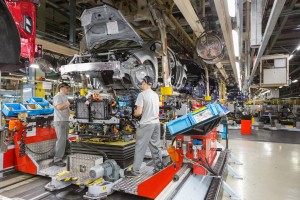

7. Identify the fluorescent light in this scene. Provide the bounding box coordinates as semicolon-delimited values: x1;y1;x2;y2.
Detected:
289;55;294;60
227;0;236;17
232;29;239;57
292;79;298;83
236;61;240;79
30;64;39;68
297;45;300;51
261;90;270;95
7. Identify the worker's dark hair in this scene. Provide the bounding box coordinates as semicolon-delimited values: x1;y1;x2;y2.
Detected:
142;76;154;85
58;82;70;90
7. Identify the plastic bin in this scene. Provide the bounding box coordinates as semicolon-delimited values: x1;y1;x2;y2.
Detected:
167;115;193;135
39;102;54;115
118;101;126;107
214;103;226;115
160;87;173;95
23;103;43;116
189;104;219;125
29;97;49;107
2;103;27;117
241;115;252;134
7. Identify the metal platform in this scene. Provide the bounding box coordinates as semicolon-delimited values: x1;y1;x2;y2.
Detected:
38;159;67;177
113;166;154;195
157;150;228;200
26;139;56;161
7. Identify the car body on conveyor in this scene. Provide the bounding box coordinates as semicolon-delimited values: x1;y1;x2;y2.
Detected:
61;4;186;91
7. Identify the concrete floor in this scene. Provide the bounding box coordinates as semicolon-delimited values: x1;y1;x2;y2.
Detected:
222;139;300;200
1;138;300;200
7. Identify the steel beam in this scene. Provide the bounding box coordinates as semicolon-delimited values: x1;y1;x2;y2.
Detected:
214;0;238;82
249;0;286;85
267;8;300;17
265;0;298;54
69;0;76;45
243;0;251;91
173;0;204;37
168;15;195;47
36;38;79;56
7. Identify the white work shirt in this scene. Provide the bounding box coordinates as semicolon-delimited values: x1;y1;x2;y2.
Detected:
135;89;160;124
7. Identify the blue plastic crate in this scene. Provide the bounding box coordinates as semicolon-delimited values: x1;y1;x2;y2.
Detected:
118;101;126;107
2;103;27;117
189;104;219;125
39;102;54;115
167;115;193;135
214;103;226;115
29;97;49;107
23;103;43;116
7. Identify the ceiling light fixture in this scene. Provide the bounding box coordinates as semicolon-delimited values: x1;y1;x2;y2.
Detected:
261;90;270;96
292;79;298;83
279;86;282;88
238;79;242;91
227;0;236;17
235;61;240;79
289;55;294;60
232;29;240;57
297;45;300;51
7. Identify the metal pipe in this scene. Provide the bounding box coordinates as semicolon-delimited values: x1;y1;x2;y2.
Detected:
265;0;298;55
69;0;76;45
205;66;210;97
202;0;205;18
243;0;250;90
159;20;170;87
214;0;238;82
249;0;286;84
148;1;170;87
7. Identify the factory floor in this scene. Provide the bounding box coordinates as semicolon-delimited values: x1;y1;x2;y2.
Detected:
1;137;300;200
222;139;300;200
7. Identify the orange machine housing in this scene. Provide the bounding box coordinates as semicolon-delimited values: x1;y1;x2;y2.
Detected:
173;128;217;175
13;124;56;174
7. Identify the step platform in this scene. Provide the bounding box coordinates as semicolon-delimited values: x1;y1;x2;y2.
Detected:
113;166;154;195
38;158;66;177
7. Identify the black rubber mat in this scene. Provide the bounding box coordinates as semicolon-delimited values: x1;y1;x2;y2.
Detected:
228;129;300;144
71;141;135;168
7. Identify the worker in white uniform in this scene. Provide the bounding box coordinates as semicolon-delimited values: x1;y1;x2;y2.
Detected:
125;76;163;177
52;82;71;167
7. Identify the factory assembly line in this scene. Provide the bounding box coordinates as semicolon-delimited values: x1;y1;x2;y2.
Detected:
0;99;236;200
0;3;244;200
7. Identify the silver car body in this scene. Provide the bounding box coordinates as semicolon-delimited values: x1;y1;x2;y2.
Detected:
61;4;186;90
